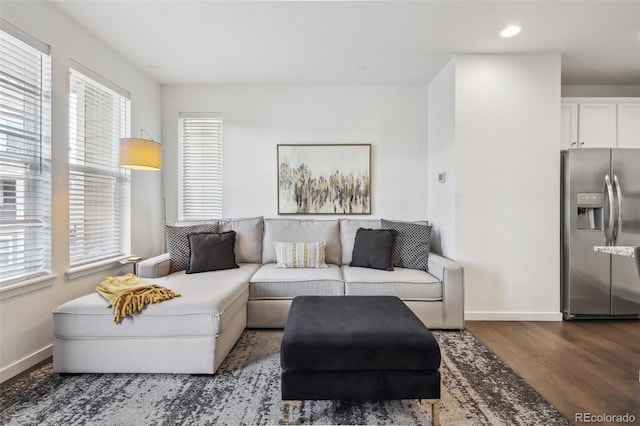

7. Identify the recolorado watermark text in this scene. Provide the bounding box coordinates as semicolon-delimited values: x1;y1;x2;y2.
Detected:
575;412;636;424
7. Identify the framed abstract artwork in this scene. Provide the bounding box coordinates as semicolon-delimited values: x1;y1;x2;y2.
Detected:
277;144;371;215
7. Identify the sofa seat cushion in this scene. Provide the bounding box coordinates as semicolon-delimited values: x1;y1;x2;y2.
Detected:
54;263;260;339
249;263;344;299
342;265;442;300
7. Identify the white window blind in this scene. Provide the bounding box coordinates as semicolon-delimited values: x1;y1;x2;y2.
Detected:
0;28;52;286
179;113;223;220
69;68;130;267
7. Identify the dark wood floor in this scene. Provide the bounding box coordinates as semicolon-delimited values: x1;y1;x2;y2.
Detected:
4;321;639;425
466;320;640;425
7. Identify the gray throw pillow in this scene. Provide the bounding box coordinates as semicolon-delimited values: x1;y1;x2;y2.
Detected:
381;219;431;271
349;228;398;271
186;231;239;274
166;224;218;273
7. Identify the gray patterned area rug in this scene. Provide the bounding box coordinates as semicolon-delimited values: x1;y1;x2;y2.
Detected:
1;330;568;426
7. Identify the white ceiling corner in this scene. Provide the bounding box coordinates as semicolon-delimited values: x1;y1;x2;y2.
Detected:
48;0;640;86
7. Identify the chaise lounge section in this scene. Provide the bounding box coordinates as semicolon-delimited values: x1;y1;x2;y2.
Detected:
53;263;259;374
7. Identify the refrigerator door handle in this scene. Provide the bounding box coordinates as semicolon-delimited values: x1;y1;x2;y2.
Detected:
604;174;615;246
613;174;622;246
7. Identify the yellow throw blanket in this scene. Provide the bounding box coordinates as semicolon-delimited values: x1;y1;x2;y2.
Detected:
97;273;180;324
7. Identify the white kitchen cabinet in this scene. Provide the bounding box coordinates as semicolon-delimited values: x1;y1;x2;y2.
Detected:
560;103;578;150
578;103;616;148
560;98;639;150
616;103;640;148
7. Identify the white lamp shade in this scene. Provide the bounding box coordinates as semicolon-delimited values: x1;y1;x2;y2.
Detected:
119;138;162;171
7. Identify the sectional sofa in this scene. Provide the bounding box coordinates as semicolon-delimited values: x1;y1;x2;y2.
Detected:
53;217;464;375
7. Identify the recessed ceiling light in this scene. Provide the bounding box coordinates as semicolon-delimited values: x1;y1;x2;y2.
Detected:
500;25;522;38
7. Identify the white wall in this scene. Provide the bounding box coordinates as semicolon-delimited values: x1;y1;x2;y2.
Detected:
0;1;162;382
162;85;429;224
427;57;456;257
454;54;562;321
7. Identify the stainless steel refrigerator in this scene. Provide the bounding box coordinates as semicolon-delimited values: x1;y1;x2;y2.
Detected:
561;148;640;319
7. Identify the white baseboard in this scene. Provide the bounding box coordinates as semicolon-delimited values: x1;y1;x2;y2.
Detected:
1;344;52;384
465;311;563;321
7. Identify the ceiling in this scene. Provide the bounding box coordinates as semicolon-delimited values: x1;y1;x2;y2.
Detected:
49;0;640;86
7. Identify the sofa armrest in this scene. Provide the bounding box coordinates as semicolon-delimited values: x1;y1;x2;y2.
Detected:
137;253;171;278
428;253;464;329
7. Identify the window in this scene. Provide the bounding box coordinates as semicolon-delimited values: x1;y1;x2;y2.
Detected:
69;65;130;267
0;26;52;286
179;113;223;220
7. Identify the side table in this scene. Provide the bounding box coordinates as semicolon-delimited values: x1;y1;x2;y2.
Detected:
119;256;143;275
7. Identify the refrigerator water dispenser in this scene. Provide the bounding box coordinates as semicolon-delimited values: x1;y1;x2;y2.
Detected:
576;193;603;230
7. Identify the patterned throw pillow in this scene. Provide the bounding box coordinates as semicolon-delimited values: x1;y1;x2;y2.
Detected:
275;241;327;268
166;224;218;273
381;219;431;271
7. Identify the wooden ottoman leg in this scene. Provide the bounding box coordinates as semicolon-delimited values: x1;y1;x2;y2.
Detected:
420;399;440;426
282;400;302;425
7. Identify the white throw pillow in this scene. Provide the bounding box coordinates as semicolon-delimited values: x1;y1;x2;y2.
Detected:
275;241;328;268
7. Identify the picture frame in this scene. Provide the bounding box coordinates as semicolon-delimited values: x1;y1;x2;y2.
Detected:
277;144;371;215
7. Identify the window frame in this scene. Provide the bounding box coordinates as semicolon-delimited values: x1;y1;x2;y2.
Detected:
178;112;223;221
68;62;131;269
0;21;52;289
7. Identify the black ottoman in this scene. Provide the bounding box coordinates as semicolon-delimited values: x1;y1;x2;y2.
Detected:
280;296;441;425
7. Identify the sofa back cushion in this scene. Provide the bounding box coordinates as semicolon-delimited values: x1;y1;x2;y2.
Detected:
340;219;381;264
218;217;264;263
263;218;341;264
174;217;263;264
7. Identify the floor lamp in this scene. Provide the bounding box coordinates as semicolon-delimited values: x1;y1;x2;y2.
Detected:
119;131;162;171
119;130;165;254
